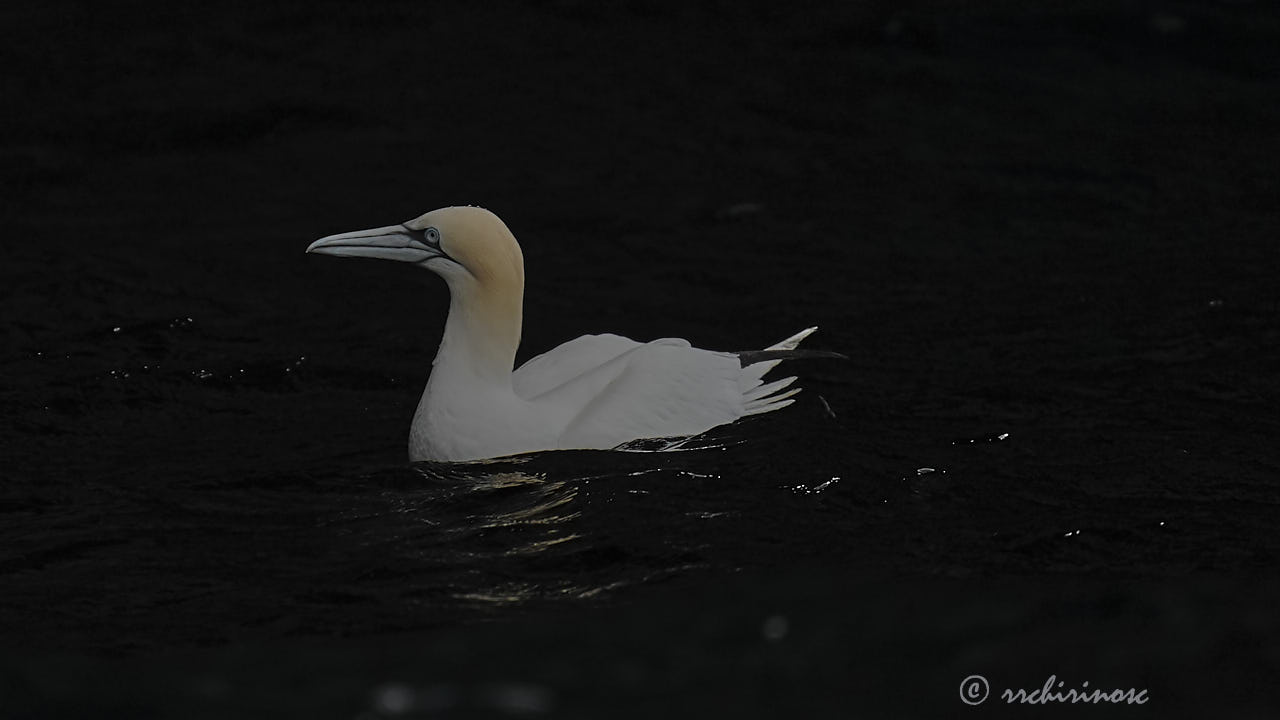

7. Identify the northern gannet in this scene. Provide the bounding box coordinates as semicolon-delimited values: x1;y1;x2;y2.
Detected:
307;206;841;462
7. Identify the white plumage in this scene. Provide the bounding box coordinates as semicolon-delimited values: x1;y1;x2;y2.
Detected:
307;206;832;462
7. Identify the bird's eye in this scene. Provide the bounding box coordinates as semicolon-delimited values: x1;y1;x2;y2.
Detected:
425;227;441;245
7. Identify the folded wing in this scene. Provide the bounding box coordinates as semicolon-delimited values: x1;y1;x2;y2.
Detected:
513;333;654;399
557;342;743;449
517;327;827;451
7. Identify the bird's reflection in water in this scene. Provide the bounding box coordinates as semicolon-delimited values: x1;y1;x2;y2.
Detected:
413;462;584;559
317;425;769;617
322;453;661;613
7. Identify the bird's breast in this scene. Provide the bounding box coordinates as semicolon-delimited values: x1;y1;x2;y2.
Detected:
410;375;561;462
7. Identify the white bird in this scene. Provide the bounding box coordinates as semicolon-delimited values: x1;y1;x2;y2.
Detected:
307;206;841;462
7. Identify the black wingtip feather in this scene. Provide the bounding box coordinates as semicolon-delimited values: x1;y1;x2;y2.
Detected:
734;349;849;366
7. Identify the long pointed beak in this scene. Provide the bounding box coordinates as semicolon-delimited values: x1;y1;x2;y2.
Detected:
306;224;440;264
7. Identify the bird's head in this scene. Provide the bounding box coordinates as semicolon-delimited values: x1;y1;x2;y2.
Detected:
306;206;524;290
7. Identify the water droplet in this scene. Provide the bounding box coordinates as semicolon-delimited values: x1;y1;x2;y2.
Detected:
717;202;763;220
762;614;789;641
951;432;1010;445
1149;12;1186;35
818;395;837;419
373;683;415;714
479;682;553;714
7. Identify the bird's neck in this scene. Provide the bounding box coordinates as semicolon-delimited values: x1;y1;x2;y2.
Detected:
433;276;523;387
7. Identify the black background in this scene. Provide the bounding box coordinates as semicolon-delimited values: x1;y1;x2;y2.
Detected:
2;1;1278;717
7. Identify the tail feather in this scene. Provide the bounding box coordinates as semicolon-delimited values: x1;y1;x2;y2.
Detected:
744;375;796;403
768;326;818;351
743;391;800;416
739;326;836;384
738;326;841;416
736;348;847;367
739;326;835;379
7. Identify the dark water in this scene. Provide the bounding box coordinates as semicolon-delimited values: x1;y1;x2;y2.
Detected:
3;1;1280;717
